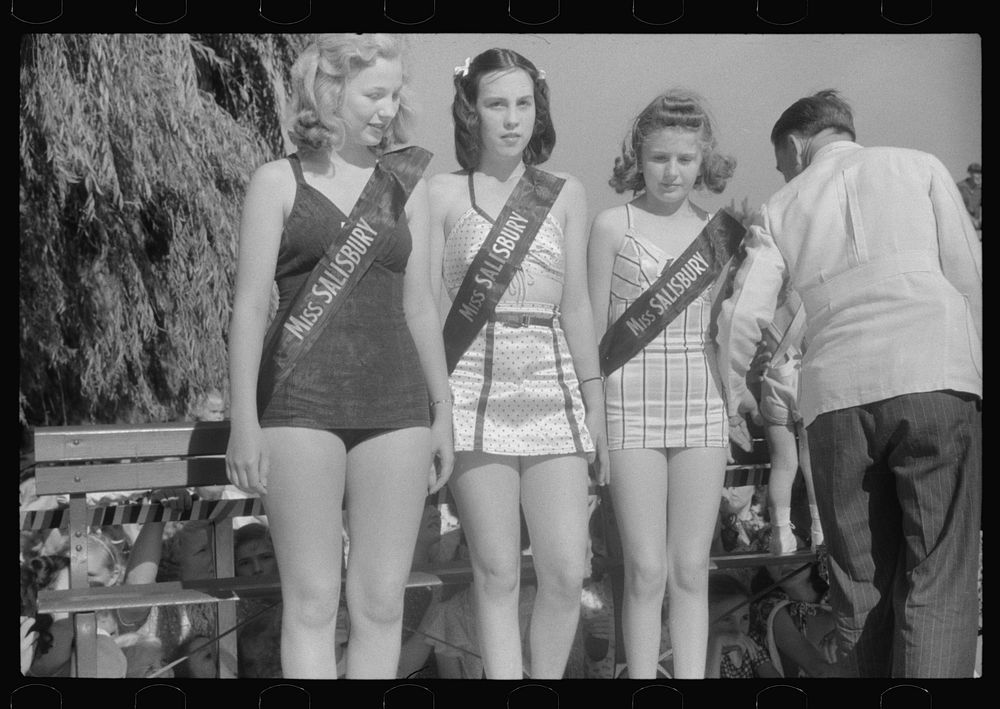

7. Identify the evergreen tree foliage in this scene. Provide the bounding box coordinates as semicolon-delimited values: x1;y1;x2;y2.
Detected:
19;33;306;429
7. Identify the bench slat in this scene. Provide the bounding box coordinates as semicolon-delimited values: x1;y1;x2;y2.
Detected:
37;573;451;616
19;498;265;530
36;550;815;617
724;464;769;487
34;458;230;495
34;422;230;463
33;461;768;498
710;548;816;570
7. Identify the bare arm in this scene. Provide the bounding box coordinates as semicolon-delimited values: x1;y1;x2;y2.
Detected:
225;161;289;496
426;174;453;322
716;212;786;432
403;178;455;494
586;207;623;351
772;606;838;677
114;519;165;629
557;176;609;483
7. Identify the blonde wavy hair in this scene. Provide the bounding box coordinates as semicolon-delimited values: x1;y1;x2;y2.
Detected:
285;33;414;153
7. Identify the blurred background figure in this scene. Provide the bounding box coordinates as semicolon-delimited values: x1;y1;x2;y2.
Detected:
957;162;981;238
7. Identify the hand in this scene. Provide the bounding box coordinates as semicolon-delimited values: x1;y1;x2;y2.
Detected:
427;409;455;495
585;408;611;486
225;421;269;495
728;389;762;457
728;417;753;459
20;615;38;675
714;631;756;663
148;487;195;511
739;388;763;425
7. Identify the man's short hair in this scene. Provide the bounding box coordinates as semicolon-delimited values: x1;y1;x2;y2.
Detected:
770;89;856;145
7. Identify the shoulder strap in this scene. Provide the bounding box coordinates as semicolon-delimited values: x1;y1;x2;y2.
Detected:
287;154;306;184
467;170;478;209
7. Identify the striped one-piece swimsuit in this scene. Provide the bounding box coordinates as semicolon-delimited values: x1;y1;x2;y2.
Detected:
604;204;728;450
442;172;593;456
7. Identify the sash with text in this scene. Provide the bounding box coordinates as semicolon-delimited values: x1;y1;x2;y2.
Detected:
598;210;746;376
257;146;433;410
442;167;565;373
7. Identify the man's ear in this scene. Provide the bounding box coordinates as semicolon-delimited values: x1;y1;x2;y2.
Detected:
786;133;807;169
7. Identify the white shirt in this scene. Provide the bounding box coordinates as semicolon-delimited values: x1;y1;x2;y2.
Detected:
717;141;982;426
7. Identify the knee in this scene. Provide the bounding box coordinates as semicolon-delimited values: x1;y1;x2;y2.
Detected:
348;583;405;628
536;557;586;604
283;582;342;629
667;555;710;598
473;557;522;599
624;553;668;601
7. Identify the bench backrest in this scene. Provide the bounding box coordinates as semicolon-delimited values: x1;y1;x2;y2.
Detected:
33;421;231;496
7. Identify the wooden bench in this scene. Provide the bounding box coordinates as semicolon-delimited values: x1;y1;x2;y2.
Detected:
28;420;810;678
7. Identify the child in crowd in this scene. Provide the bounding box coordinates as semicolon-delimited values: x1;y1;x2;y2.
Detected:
20;552;128;678
705;573;780;678
232;522;282;678
755;291;824;553
749;553;840;677
117;515;219;676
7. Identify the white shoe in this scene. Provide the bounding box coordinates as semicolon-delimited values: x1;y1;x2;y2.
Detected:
770;523;798;555
810;524;825;549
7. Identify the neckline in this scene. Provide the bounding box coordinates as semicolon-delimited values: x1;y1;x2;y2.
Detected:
289;154;351;219
467;167;533;224
623;203;711;262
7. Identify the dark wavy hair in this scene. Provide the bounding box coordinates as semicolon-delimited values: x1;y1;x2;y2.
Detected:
285;33;414;153
752;561;830;601
451;48;555;170
770;89;856;145
21;555;70;659
610;89;736;195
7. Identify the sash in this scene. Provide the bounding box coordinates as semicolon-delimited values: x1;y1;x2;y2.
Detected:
257;145;433;410
765;290;806;366
442;167;565;373
598;210;746;376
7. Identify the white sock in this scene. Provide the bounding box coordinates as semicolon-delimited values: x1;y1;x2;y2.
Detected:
809;504;822;527
771;505;791;527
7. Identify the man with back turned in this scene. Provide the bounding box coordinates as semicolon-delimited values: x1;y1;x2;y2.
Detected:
716;90;982;677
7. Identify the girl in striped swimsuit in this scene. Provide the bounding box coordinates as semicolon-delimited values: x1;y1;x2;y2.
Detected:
588;89;738;678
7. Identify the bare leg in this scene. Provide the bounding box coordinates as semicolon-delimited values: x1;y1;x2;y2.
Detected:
608;448;669;679
664;446;728;678
260;427;346;679
520;453;590;679
344;427;431;678
765;421;800;553
796;424;824;546
448;452;523;678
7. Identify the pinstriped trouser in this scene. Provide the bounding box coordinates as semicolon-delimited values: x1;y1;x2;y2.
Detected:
807;390;982;678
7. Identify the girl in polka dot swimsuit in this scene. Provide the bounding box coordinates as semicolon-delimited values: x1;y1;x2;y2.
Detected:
428;48;608;679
